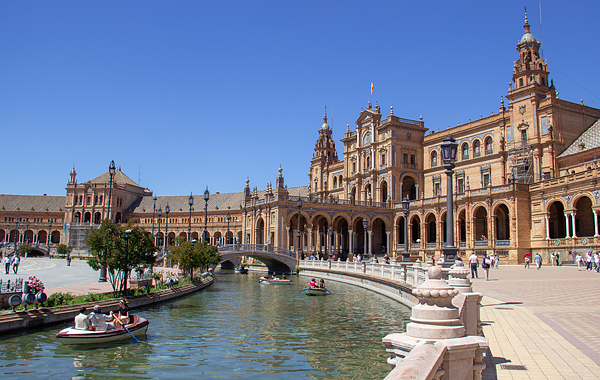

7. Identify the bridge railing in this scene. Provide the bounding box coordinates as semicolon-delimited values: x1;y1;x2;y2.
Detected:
299;259;429;288
218;244;296;259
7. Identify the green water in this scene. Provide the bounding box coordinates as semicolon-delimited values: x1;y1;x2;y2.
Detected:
0;272;411;379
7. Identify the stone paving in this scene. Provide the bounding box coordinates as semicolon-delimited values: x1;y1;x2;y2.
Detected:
473;264;600;379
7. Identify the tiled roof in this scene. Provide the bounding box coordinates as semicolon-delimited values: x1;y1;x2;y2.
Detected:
128;185;309;214
88;170;142;188
0;194;66;213
558;119;600;158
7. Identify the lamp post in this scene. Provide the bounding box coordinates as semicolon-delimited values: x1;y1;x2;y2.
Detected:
441;135;459;268
106;160;116;221
26;220;29;245
152;196;157;237
296;199;302;258
328;226;333;258
14;219;18;255
48;221;52;255
165;204;170;250
402;196;410;262
203;187;210;243
99;160;116;282
226;208;231;245
157;207;162;248
124;229;132;295
188;193;194;241
362;218;368;256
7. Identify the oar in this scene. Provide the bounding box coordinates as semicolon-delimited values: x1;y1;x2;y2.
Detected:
298;287;308;294
123;324;139;343
325;289;332;295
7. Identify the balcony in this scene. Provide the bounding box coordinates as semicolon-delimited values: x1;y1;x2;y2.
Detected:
474;241;488;247
495;240;511;247
426;243;437;249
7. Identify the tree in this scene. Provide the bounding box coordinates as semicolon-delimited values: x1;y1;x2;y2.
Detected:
18;243;31;256
56;244;72;256
169;239;221;280
86;220;156;295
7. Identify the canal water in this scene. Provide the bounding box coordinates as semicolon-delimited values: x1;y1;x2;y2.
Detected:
0;272;411;379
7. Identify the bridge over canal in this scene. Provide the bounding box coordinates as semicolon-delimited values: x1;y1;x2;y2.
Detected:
217;244;298;273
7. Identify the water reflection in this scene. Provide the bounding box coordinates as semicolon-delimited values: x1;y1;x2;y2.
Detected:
0;272;410;379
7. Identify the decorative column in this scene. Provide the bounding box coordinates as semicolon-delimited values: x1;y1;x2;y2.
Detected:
545;215;550;240
571;212;577;238
594;210;599;237
307;227;313;254
367;230;373;255
348;230;353;255
286;226;290;249
386;231;390;255
565;214;571;238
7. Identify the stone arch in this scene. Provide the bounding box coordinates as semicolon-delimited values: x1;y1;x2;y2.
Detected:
410;215;421;243
493;203;510;240
574;196;594;237
425;213;437;243
472;139;482;157
401;175;417;200
115;212;122;223
430;150;438;168
379;180;389;203
178;232;187;240
339;175;343;188
396;214;407;250
289;211;308;252
548;200;566;238
73;212;81;223
94;212;102;224
50;230;61;244
214;231;223;245
351;216;369;255
473;206;488;240
255;217;265;245
84;212;91;223
372;217;388;254
312;214;331;257
364;183;372;200
167;232;175;246
461;142;470;161
484;136;493;155
0;229;6;243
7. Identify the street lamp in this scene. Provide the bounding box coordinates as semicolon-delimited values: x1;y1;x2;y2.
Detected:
328;226;333;258
188;193;194;241
203;187;210;243
441;134;459;268
124;229;132;295
402;196;410;262
26;220;29;245
48;220;52;255
106;160;116;221
152;196;157;237
296;199;302;257
157;207;162;248
165;204;170;250
226;208;231;245
362;218;368;256
14;219;19;255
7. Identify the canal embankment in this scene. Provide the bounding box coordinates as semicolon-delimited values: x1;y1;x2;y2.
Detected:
0;276;213;334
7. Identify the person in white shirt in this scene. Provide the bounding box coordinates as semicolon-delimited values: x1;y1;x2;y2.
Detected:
468;253;479;279
576;253;583;271
89;305;115;331
74;307;90;330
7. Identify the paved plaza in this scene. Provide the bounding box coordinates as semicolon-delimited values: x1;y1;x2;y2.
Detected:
474;264;600;379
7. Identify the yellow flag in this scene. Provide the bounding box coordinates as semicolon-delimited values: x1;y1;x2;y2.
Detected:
371;80;373;94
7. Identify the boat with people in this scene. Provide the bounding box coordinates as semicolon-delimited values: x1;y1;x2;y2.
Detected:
56;314;149;345
300;287;330;296
259;276;292;285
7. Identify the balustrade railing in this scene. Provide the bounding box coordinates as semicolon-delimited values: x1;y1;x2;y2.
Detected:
218;244;296;258
0;278;23;293
288;196;389;209
298;259;429;288
495;240;511;247
474;241;488;247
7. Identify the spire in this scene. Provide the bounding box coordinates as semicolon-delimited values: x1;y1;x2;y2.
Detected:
390;106;394;116
324;106;327;123
69;165;77;184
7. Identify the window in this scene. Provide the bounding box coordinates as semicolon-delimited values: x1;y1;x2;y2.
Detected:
480;165;491;187
473;140;481;158
87;196;91;205
339;175;343;188
333;177;337;188
407;133;412;140
432;175;441;197
462;143;469;160
485;137;493;155
457;178;465;193
381;154;386;165
363;132;372;145
410;154;416;165
431;151;438;167
483;173;491;187
521;129;527;144
403;153;408;164
352;162;356;173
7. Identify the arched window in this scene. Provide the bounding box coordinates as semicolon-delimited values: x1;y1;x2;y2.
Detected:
339;175;343;188
462;143;469;160
473;140;481;158
485;137;493;155
431;151;438;167
333;176;337;188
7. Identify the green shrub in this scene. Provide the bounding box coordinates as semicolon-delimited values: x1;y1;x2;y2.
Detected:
45;292;75;307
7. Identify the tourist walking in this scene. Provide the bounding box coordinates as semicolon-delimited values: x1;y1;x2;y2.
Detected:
494;254;499;269
586;251;593;271
12;255;20;274
3;255;11;274
481;253;491;280
576;253;583;271
595;253;600;273
468;252;478;279
524;252;531;269
535;252;542;270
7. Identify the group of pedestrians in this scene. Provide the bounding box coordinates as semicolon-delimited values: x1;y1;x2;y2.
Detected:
523;252;543;269
2;254;20;274
575;250;600;272
468;252;499;280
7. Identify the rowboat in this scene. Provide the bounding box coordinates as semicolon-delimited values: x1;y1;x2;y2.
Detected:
259;277;292;285
56;315;149;345
301;287;329;296
235;268;248;274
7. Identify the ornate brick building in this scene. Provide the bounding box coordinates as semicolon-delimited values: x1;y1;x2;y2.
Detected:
1;13;599;264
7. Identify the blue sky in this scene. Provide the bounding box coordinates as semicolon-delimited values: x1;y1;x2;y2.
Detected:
1;1;599;197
